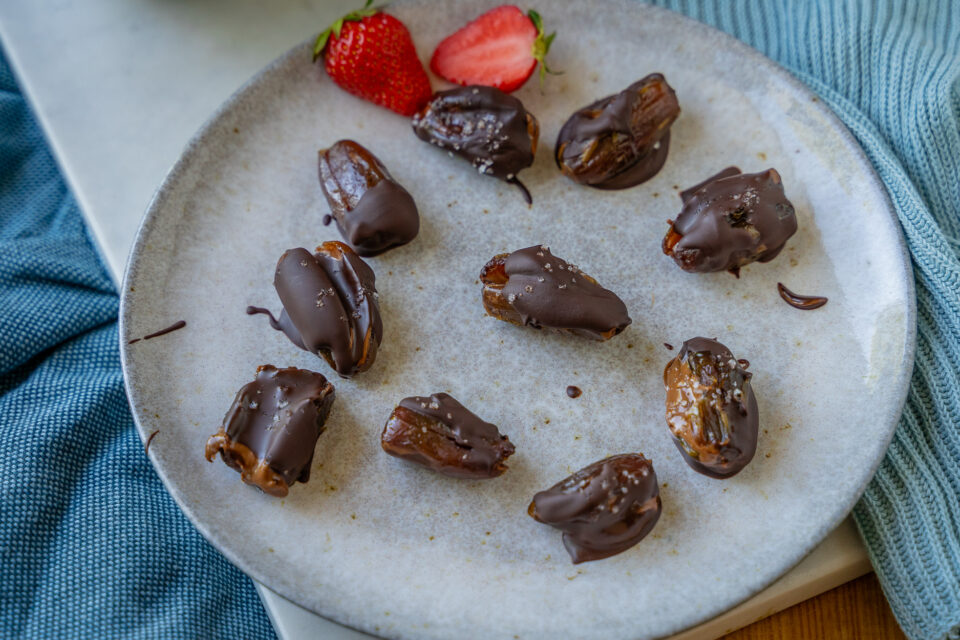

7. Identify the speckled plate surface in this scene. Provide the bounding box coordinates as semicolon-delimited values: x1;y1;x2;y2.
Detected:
119;1;915;638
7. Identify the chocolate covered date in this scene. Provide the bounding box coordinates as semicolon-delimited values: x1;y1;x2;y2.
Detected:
480;245;631;341
662;167;797;276
205;365;335;497
381;393;514;479
250;241;382;377
318;139;419;257
555;73;679;189
663;337;759;478
412;85;539;203
529;453;661;564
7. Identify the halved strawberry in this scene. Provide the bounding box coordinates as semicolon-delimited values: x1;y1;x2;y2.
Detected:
430;5;558;93
314;0;432;116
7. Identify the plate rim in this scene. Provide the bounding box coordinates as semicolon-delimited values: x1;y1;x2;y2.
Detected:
118;2;917;636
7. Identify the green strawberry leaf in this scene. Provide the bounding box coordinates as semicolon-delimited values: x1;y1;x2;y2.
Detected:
313;0;380;62
313;27;333;62
528;9;561;90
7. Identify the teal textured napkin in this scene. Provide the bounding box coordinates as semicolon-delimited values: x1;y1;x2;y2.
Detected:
653;2;960;638
0;49;276;638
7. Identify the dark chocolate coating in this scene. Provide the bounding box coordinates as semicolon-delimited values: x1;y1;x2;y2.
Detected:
529;454;661;564
204;365;335;497
663;337;759;478
318;140;419;257
261;241;383;378
555;74;679;189
663;167;798;275
777;282;828;310
381;393;515;479
480;245;631;341
412;86;538;181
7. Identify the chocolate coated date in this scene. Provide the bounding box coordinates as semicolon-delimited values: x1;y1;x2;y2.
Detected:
480;245;631;340
205;365;335;497
555;73;679;189
381;393;514;479
251;241;383;377
412;85;539;203
663;337;759;478
662;167;797;276
529;453;661;563
318;139;419;256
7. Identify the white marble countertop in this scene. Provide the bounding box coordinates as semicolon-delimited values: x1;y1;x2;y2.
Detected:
0;1;871;637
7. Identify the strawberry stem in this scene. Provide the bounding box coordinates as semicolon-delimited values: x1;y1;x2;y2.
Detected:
527;9;561;89
313;0;380;62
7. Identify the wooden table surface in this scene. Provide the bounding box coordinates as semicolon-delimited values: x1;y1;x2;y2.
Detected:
722;573;905;639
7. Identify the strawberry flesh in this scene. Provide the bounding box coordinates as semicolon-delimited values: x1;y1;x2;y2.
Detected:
431;6;541;93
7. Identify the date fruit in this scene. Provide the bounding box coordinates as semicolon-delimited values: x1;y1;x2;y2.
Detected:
662;167;797;276
663;337;759;478
205;365;335;497
529;453;661;564
480;245;631;340
381;393;514;479
412;85;539;203
555;73;680;189
318;139;419;257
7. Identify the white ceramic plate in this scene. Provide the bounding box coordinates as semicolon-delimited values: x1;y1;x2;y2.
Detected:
119;1;915;638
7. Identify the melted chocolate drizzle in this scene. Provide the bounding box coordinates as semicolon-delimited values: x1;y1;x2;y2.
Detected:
127;320;186;344
144;429;160;454
246;306;281;329
777;282;828;310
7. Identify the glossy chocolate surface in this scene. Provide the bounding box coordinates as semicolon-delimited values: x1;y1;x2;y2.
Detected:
662;167;798;275
529;453;661;564
555;73;679;189
381;393;514;479
663;337;759;478
480;245;631;341
777;282;828;310
254;241;383;378
318;140;419;257
412;86;539;200
205;365;335;497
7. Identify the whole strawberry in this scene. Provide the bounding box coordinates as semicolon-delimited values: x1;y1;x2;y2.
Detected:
314;0;432;116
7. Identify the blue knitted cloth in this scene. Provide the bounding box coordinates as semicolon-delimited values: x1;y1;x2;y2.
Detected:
0;51;276;638
649;4;960;638
1;2;959;639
